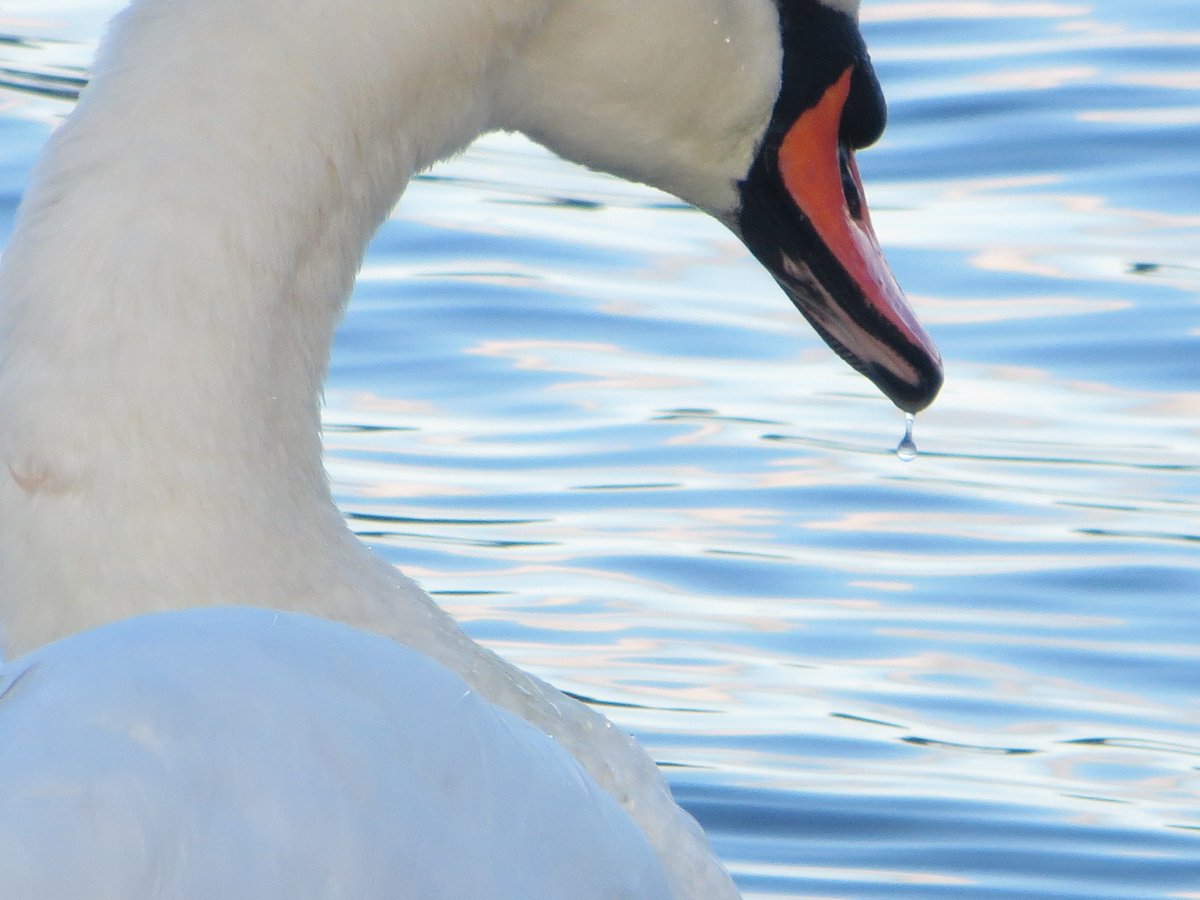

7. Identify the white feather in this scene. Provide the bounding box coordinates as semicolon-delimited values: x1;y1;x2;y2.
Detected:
0;609;671;899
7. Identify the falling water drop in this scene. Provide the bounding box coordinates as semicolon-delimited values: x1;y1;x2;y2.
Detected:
896;413;918;462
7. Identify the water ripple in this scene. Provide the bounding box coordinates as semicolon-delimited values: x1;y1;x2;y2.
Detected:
3;2;1199;896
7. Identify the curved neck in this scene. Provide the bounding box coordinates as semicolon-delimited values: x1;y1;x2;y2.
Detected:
0;0;544;649
0;1;783;654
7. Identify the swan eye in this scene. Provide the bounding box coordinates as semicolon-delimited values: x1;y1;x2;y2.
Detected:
840;61;887;150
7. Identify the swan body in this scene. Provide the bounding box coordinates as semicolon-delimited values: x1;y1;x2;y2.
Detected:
0;0;941;896
0;608;670;898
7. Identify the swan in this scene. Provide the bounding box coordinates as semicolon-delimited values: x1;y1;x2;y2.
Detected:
0;0;942;896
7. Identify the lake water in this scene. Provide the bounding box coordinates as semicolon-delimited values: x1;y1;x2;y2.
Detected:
2;2;1197;896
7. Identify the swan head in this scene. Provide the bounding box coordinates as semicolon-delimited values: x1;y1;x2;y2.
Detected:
496;0;942;413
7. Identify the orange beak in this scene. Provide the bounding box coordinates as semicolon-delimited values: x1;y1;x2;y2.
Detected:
734;65;942;413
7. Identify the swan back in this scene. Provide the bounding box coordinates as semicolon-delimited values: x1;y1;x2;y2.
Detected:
0;609;672;899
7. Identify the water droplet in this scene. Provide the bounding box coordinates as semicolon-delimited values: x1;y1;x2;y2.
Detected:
895;413;917;462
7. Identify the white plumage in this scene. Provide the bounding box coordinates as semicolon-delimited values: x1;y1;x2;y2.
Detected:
0;608;670;899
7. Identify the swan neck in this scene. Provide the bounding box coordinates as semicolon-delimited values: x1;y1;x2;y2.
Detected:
0;0;509;649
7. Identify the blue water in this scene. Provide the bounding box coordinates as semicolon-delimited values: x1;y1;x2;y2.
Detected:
2;3;1198;896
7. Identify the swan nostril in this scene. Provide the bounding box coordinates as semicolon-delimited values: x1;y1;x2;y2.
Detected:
839;146;862;220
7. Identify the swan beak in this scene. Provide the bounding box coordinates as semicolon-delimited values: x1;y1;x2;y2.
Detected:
734;67;943;413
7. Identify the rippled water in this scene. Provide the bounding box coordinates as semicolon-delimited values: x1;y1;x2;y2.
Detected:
2;2;1198;896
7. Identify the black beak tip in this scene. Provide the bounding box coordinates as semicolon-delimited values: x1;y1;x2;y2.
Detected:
874;353;944;414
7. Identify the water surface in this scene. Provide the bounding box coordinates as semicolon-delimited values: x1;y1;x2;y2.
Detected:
1;2;1197;896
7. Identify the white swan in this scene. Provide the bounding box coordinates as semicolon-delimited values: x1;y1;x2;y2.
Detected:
0;0;941;896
